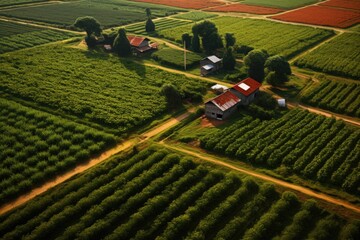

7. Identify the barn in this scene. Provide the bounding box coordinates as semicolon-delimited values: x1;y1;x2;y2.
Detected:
200;55;222;76
230;77;262;105
127;35;158;55
205;91;241;120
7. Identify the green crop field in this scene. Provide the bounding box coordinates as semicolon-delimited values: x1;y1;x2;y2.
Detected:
0;20;78;53
0;0;45;7
125;18;190;35
0;98;116;204
301;80;360;117
0;44;207;134
200;109;360;195
0;0;185;28
174;11;218;21
295;33;360;80
0;146;357;240
152;48;203;69
234;0;319;9
158;16;334;59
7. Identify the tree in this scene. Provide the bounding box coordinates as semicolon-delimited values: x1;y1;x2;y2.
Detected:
182;33;192;49
225;33;236;48
145;18;155;32
265;55;291;86
191;34;201;52
244;49;268;83
145;8;152;18
161;84;182;109
113;28;131;57
192;21;222;53
223;47;236;70
74;16;101;38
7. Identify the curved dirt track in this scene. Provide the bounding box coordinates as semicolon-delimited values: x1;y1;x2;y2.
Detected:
0;110;193;215
163;144;360;215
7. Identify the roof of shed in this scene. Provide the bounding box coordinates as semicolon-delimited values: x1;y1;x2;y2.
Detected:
207;91;241;112
232;77;261;97
204;55;222;63
127;35;150;47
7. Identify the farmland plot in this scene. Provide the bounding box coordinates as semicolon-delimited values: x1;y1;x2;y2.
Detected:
132;0;224;9
0;44;207;134
0;98;116;204
0;0;45;7
209;3;283;15
125;18;190;35
0;21;78;53
0;146;356;240
295;33;360;80
152;48;203;69
320;0;360;11
235;0;319;9
0;0;184;28
158;17;334;58
174;11;218;21
200;109;360;195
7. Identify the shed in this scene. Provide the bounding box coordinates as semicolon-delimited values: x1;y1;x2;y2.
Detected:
211;84;229;94
205;91;241;120
127;35;157;55
230;77;261;105
200;55;222;76
277;98;286;107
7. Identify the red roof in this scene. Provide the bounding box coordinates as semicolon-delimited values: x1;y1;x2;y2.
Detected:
208;91;241;111
232;77;261;97
127;35;150;47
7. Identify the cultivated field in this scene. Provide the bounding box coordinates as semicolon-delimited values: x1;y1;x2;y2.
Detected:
0;147;357;240
271;5;360;28
0;0;184;28
158;17;334;58
152;48;203;69
209;3;283;14
132;0;224;9
125;18;190;35
0;98;116;204
320;0;360;11
295;33;360;80
0;0;44;7
235;0;319;9
0;20;78;53
301;81;360;118
200;109;360;195
174;11;218;21
0;44;207;134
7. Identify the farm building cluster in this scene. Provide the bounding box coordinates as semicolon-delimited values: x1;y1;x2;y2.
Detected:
104;35;158;55
205;78;261;120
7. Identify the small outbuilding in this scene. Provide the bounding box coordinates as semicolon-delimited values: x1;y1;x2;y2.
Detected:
200;55;222;76
230;77;261;105
211;84;229;94
127;35;157;55
205;91;241;120
277;98;286;107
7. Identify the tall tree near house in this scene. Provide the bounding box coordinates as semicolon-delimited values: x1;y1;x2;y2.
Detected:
192;21;222;54
113;28;131;57
223;46;236;70
74;16;102;48
161;83;182;110
182;33;192;49
265;55;292;86
146;8;151;18
244;49;269;83
145;8;155;32
192;33;201;52
225;33;236;48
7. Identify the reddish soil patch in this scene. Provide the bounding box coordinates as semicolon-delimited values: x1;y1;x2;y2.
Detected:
209;3;283;14
132;0;225;9
320;0;360;11
271;5;360;28
201;116;224;127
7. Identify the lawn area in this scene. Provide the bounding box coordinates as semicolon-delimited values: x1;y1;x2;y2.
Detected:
0;146;357;240
295;33;360;80
0;20;79;53
158;16;334;59
0;98;116;204
0;0;185;28
0;43;207;134
239;0;320;9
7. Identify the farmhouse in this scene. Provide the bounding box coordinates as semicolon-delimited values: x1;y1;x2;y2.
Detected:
205;77;261;120
200;55;222;76
127;35;158;55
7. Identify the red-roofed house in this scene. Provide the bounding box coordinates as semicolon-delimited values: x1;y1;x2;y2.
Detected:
205;91;241;120
230;77;261;105
127;35;158;55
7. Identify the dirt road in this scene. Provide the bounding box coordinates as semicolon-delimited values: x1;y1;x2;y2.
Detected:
0;109;194;215
163;144;360;215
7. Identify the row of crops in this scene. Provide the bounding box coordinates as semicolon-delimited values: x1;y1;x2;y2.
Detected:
0;98;116;204
0;45;207;134
0;0;184;28
174;11;218;21
0;0;44;7
158;16;334;58
200;109;360;195
295;33;360;80
1;146;358;240
301;80;360;117
152;48;203;69
125;18;190;35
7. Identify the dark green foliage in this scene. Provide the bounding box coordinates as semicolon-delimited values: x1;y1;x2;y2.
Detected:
192;20;222;53
74;16;101;38
113;28;131;56
181;33;192;49
265;55;291;86
236;45;254;55
191;33;201;52
145;18;155;32
225;32;236;48
244;49;269;83
85;35;97;48
161;84;182;109
223;46;236;70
